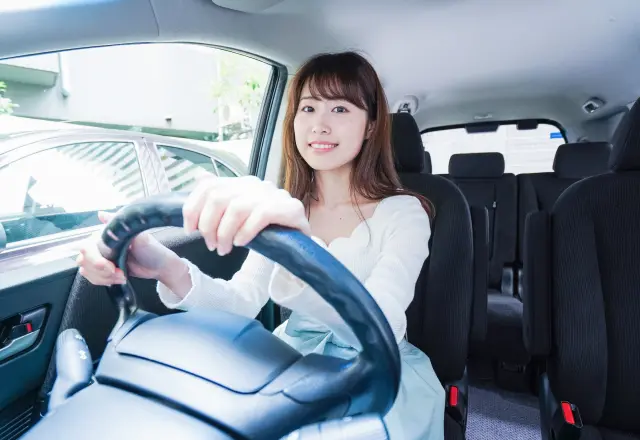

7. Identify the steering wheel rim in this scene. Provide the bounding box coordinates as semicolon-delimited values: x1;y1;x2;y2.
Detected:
96;191;401;416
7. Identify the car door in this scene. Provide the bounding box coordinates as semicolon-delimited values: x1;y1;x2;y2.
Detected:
0;41;283;440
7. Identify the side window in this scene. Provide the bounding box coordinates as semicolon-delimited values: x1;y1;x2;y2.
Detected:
0;141;145;245
215;159;239;177
157;144;216;192
0;43;273;186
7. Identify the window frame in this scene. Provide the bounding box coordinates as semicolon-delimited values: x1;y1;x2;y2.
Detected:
0;133;149;253
421;118;567;141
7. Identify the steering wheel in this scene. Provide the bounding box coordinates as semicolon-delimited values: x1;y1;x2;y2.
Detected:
23;192;401;440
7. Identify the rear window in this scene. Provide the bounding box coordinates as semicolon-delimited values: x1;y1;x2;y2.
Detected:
421;122;565;174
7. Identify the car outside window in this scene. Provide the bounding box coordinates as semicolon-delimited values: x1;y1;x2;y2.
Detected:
0;141;145;245
214;159;239;177
0;42;274;250
157;144;216;192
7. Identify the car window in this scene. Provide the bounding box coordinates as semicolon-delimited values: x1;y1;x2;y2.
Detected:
421;122;566;174
0;43;273;179
215;159;238;177
156;144;216;192
0;141;145;245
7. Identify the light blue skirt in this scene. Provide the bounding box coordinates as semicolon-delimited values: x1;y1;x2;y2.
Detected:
273;314;445;440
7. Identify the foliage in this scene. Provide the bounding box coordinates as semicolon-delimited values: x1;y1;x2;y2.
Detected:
211;52;267;140
0;81;18;115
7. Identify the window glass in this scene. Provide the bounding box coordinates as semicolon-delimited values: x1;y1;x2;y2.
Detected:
0;43;273;175
215;159;239;177
0;43;274;248
0;141;144;244
157;144;216;192
421;123;565;174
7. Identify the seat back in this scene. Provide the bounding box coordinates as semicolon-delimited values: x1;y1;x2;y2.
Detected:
528;100;639;432
422;150;432;174
444;153;516;293
517;142;610;263
391;113;474;383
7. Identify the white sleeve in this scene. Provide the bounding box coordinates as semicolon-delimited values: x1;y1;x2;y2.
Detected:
157;250;275;319
269;197;431;346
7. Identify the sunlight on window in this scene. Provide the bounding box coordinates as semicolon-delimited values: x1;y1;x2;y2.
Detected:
0;0;111;13
0;150;128;216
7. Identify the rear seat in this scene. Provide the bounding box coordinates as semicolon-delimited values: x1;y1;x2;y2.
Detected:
441;153;529;384
445;153;517;295
422;150;432;174
443;144;611;390
516;142;611;291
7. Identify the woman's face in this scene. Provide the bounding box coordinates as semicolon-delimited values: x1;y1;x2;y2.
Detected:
293;82;371;172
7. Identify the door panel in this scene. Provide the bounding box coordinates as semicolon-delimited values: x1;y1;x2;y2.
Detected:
0;228;248;439
0;259;77;439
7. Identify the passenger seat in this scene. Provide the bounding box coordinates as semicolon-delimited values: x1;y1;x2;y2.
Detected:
524;99;640;440
391;113;488;439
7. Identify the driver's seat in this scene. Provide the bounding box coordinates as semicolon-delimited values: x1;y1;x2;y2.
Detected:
391;112;487;440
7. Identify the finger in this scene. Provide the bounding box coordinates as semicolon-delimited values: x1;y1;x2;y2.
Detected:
183;178;217;233
98;211;116;224
235;198;308;247
233;203;270;247
216;198;253;255
82;243;116;275
197;194;227;251
78;267;123;286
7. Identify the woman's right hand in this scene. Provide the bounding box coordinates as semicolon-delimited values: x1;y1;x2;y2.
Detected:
76;210;180;286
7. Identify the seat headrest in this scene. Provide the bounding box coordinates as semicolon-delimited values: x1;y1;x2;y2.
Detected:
423;151;432;174
609;97;640;172
552;142;610;179
448;152;505;178
390;113;424;173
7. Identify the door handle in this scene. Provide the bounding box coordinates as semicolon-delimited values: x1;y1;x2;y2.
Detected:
0;330;40;362
0;306;47;362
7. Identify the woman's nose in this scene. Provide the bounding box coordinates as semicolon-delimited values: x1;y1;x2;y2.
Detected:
311;118;331;134
312;125;329;134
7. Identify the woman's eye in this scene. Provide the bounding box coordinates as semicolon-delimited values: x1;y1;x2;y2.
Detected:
332;106;348;113
301;105;313;112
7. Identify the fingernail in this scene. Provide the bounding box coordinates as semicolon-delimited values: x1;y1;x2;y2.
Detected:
205;240;216;252
233;236;245;247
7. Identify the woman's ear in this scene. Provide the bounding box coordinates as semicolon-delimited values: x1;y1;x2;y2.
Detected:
365;121;374;140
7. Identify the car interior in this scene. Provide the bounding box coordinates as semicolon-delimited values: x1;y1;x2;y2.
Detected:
1;0;640;439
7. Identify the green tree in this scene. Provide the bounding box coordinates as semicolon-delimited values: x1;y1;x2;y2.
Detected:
0;81;18;115
211;51;267;140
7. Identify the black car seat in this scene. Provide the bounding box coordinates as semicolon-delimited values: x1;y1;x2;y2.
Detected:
391;112;488;439
523;99;640;440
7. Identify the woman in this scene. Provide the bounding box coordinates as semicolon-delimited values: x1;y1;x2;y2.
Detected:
77;51;445;439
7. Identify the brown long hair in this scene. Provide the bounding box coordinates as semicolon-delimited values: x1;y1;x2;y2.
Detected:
279;51;434;219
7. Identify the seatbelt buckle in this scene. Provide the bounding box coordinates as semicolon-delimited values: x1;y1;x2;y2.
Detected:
445;384;467;426
551;401;583;440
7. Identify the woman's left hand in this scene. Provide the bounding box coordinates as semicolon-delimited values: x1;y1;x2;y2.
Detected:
182;176;311;256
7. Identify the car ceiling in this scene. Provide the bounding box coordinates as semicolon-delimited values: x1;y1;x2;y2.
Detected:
1;0;639;140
